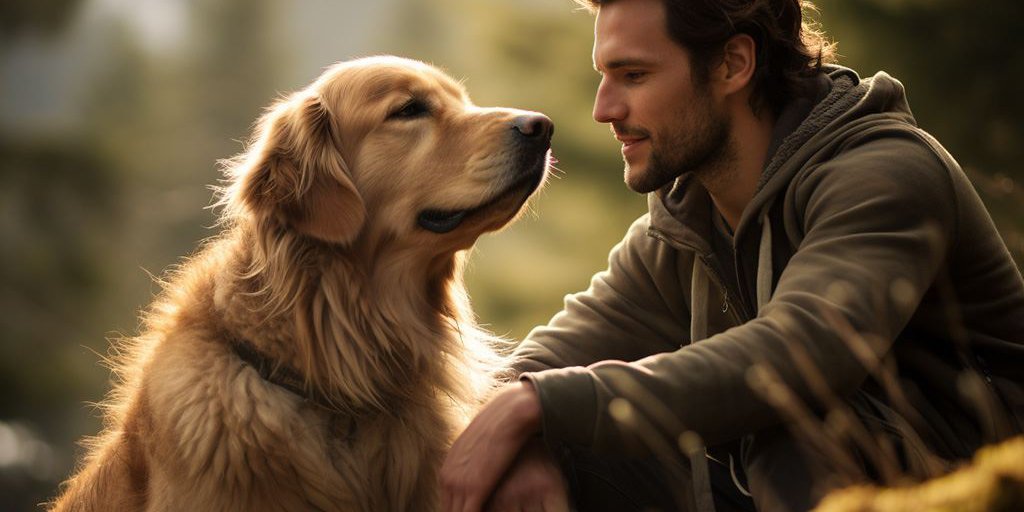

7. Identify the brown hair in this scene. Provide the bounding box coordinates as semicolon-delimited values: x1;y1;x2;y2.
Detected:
577;0;836;115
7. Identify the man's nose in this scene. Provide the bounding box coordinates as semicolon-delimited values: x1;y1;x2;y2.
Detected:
593;79;625;124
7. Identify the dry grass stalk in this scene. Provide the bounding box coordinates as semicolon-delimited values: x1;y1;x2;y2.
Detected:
818;303;949;478
813;435;1024;512
746;363;863;484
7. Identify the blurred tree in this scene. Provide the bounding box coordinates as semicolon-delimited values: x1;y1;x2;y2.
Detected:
183;0;288;145
0;0;83;38
819;0;1022;175
0;135;119;415
0;136;121;510
74;0;287;328
1;0;287;508
0;3;128;510
816;0;1024;262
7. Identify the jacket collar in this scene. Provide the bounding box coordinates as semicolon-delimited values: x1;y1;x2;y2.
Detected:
649;174;714;255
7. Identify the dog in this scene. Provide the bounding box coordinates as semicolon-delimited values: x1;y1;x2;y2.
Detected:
51;55;553;511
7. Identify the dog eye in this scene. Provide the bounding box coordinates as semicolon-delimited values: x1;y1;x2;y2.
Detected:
388;99;431;120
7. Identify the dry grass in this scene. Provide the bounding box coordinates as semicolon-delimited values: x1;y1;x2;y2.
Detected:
814;436;1024;512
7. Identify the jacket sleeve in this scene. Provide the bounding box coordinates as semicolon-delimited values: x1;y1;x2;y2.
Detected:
523;134;959;454
512;214;690;375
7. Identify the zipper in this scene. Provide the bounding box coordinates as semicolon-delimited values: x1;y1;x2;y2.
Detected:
703;256;746;326
647;227;747;325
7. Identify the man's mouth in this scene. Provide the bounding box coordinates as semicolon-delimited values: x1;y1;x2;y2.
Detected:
617;134;649;158
619;137;648;147
612;126;649;149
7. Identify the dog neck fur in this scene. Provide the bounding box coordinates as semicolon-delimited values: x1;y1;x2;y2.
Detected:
211;217;501;418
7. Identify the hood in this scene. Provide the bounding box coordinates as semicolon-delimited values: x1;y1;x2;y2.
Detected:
649;65;918;254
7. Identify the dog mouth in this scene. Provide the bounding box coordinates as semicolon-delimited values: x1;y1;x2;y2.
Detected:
417;209;469;234
417;154;549;234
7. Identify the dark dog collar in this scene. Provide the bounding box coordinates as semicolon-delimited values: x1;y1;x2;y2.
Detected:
230;338;345;414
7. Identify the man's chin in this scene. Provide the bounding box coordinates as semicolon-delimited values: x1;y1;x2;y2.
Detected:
625;164;677;194
624;156;650;191
623;165;647;194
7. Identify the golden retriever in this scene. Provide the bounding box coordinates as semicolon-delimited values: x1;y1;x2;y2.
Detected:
51;55;552;511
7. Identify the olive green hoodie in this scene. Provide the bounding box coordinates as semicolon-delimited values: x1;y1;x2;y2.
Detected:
513;66;1024;475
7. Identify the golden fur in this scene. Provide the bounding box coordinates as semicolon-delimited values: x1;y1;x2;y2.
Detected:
51;56;551;511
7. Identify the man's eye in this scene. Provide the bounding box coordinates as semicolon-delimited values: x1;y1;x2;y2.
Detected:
388;99;431;120
625;71;647;82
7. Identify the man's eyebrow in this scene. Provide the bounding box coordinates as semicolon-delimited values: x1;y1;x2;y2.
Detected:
594;58;655;73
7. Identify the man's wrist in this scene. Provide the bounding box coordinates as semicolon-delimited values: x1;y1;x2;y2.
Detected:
514;380;542;436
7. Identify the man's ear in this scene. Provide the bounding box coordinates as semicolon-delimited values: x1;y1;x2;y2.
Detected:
239;92;366;244
714;33;757;97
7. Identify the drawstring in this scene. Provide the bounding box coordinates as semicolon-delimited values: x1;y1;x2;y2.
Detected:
756;207;775;313
728;454;753;497
689;257;716;511
690;256;710;343
730;207;774;503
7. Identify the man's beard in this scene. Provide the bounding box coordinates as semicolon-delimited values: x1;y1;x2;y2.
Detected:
624;95;733;194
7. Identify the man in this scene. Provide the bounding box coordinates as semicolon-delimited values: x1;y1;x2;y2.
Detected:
441;0;1024;510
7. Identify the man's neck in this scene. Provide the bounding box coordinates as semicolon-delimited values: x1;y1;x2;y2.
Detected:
701;106;776;231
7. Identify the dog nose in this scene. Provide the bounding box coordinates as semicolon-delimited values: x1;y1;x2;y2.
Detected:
512;114;554;140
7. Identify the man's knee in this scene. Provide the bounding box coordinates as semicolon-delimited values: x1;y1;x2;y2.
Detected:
562;445;758;512
561;446;692;511
741;392;950;512
742;425;845;512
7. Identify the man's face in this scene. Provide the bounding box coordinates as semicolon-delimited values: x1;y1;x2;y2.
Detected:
592;0;731;193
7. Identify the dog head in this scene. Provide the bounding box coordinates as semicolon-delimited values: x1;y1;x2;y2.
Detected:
223;56;552;256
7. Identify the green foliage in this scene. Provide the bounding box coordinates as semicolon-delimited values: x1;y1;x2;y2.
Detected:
818;0;1024;171
0;135;120;413
816;0;1024;263
0;135;121;509
0;0;83;38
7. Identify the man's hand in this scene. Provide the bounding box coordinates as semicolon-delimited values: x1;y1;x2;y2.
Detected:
485;438;570;512
441;381;543;512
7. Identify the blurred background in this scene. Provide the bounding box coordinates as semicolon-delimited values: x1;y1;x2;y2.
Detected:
1;0;1021;508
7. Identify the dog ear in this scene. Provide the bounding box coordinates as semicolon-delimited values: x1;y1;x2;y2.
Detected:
240;92;366;244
